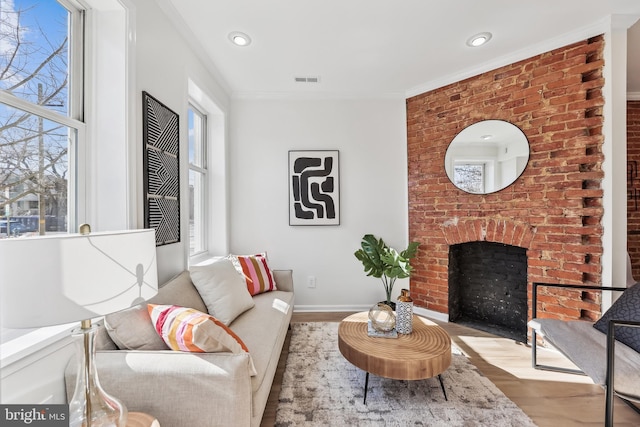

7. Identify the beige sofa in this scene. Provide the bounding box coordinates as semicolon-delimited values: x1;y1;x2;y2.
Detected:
65;267;294;427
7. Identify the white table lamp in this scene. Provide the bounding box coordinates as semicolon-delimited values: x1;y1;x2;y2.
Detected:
0;226;158;427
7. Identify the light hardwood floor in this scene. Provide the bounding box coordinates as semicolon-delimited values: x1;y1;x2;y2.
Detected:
261;312;640;427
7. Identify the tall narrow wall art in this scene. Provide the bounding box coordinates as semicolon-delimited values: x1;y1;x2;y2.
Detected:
289;150;340;226
143;91;180;245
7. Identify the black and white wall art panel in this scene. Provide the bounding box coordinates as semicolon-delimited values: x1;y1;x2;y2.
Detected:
289;150;340;226
143;91;180;245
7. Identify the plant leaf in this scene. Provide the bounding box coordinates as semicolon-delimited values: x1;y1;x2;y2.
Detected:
354;234;420;281
354;234;385;278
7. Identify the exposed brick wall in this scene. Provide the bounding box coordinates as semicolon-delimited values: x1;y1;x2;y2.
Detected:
407;36;605;322
628;100;640;280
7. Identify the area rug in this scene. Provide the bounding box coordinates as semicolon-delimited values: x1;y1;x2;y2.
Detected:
275;322;537;427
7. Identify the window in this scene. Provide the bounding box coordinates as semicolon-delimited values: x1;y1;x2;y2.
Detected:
188;104;207;256
1;0;131;356
0;0;85;343
0;0;84;237
453;163;485;194
187;79;227;259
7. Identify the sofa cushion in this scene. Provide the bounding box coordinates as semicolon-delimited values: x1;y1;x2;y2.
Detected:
149;271;208;312
593;283;640;353
230;289;293;415
228;253;276;296
94;320;118;350
190;259;255;325
104;271;206;350
148;304;257;376
104;305;168;351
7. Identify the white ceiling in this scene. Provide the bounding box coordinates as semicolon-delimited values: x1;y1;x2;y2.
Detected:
161;0;640;98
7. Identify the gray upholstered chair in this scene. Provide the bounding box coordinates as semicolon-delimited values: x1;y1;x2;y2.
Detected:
529;282;640;427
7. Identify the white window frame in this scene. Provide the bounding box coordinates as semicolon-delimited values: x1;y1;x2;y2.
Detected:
0;0;85;369
188;102;208;258
1;0;132;367
187;78;229;262
453;162;486;194
0;0;86;230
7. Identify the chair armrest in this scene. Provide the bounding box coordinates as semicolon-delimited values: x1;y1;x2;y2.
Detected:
65;350;254;427
530;283;627;375
532;283;628;319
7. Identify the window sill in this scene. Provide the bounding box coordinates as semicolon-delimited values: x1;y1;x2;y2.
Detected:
189;253;224;266
0;323;77;369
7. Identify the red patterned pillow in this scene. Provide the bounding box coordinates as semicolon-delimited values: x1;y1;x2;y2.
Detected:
147;304;256;375
227;253;277;296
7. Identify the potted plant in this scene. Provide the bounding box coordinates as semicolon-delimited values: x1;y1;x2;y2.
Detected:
354;234;420;310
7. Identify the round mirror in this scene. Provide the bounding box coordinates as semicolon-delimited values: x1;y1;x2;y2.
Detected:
444;120;529;194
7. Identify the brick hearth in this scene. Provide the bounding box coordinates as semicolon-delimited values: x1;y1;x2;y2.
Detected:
407;36;606;323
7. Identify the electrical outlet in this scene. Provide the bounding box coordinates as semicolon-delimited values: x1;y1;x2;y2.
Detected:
307;276;316;288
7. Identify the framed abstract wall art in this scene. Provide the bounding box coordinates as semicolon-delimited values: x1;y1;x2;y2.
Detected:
289;150;340;226
142;91;180;245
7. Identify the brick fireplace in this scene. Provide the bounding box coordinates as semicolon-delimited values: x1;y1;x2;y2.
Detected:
407;36;606;331
627;100;640;280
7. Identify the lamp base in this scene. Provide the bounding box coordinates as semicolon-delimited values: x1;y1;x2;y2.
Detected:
69;321;127;427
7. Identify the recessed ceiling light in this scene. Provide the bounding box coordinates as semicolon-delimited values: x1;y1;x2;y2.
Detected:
229;31;251;47
466;32;492;47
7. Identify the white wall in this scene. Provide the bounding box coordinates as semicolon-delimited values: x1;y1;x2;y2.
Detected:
229;97;409;309
0;0;230;405
132;0;230;284
602;15;635;304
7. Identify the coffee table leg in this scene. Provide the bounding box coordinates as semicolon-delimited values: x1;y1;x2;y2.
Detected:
363;372;369;404
437;374;448;401
362;373;446;403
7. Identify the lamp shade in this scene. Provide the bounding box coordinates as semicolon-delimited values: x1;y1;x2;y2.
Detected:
0;229;158;328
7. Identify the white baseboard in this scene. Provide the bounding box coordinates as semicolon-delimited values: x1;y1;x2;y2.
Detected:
413;306;449;323
293;304;450;323
293;304;372;313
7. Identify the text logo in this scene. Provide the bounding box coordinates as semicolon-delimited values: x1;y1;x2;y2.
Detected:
1;405;67;426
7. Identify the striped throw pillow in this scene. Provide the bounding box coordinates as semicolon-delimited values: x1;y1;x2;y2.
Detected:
228;253;277;296
147;304;256;375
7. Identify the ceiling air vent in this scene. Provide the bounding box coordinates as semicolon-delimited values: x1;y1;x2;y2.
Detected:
294;76;320;83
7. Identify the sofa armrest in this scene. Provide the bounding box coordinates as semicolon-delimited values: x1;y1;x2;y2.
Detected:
273;269;293;293
65;350;254;427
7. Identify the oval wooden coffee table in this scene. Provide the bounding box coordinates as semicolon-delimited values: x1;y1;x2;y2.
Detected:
338;311;452;403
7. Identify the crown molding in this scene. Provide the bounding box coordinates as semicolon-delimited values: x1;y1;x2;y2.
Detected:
231;90;405;101
405;18;612;99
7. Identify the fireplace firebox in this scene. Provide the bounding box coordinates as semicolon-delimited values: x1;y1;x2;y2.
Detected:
448;241;528;342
